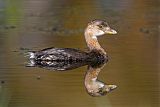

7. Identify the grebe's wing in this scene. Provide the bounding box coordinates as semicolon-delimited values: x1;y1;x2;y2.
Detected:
28;47;89;61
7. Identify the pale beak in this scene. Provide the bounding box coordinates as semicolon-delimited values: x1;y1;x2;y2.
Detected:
104;27;117;34
104;84;117;92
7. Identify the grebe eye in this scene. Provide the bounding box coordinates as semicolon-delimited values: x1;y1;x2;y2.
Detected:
98;25;103;28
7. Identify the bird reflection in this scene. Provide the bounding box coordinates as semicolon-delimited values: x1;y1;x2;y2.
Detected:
27;58;117;97
85;63;117;97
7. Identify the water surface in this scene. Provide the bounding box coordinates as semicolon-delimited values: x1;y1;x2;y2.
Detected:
0;0;159;107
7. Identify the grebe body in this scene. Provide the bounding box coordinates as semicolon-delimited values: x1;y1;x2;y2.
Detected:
28;20;117;62
29;48;106;62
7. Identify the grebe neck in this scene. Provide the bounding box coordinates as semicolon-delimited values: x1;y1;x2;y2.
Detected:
84;28;106;55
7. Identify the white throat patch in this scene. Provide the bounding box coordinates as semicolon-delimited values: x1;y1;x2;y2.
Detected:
92;36;97;39
94;30;105;37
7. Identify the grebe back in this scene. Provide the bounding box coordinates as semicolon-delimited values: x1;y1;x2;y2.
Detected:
28;20;117;61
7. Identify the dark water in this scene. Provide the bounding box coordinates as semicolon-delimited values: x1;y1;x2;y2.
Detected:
0;0;159;107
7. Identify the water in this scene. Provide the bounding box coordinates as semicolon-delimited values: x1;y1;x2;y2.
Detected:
0;0;159;107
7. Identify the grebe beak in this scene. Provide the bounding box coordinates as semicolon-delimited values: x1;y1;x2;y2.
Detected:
104;27;117;35
104;84;117;92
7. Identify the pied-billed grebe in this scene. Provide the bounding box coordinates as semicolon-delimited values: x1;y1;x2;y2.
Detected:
28;19;117;61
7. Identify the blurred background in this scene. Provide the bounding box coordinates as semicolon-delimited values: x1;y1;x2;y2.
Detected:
0;0;159;107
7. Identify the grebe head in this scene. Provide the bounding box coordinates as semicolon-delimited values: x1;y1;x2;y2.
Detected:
87;19;117;37
86;81;117;97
